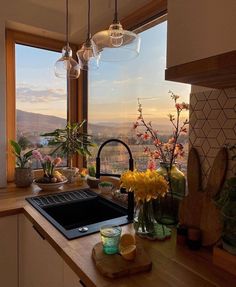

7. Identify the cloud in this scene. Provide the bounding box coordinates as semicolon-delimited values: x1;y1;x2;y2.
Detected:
16;85;66;103
112;76;143;85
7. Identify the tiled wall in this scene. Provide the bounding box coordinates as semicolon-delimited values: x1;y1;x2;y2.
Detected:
189;88;236;187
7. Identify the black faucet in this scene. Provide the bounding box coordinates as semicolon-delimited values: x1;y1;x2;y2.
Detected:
95;138;134;221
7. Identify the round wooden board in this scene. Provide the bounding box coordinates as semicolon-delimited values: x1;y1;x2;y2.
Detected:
92;242;152;278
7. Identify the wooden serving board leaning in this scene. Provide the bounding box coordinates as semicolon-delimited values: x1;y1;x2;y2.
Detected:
179;147;228;246
92;242;152;278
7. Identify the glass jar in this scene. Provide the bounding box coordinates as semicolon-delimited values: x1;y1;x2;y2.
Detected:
133;199;171;240
157;162;186;198
154;162;186;226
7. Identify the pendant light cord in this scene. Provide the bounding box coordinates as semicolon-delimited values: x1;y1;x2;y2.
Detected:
87;0;91;40
114;0;118;23
66;0;69;45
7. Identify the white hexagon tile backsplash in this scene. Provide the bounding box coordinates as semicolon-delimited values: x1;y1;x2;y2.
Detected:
189;88;236;187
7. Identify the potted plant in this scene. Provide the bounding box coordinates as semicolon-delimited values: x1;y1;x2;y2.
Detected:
32;150;67;191
41;121;94;183
10;139;34;187
86;165;100;188
214;144;236;254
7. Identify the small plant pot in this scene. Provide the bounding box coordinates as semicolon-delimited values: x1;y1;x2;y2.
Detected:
15;167;33;188
87;177;100;188
62;167;79;183
98;182;114;194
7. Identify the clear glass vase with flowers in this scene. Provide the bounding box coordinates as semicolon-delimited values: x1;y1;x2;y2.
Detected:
133;91;189;225
120;169;171;240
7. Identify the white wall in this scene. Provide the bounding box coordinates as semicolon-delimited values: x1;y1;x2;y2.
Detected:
167;0;236;68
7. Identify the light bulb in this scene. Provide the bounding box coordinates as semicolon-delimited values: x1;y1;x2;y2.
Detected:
63;59;72;70
110;36;123;47
83;47;94;61
109;23;124;47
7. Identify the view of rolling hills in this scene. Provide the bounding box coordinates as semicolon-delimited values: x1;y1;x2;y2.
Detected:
16;109;188;173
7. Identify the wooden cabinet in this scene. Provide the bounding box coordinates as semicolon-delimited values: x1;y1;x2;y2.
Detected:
0;215;18;287
64;262;84;287
19;214;83;287
19;214;64;287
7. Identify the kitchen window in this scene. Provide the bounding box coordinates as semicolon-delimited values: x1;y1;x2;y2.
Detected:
6;30;83;181
87;19;190;174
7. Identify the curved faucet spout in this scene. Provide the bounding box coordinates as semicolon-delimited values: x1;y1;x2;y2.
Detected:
95;138;134;221
95;138;134;179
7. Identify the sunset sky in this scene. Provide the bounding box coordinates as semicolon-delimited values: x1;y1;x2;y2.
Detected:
16;20;190;125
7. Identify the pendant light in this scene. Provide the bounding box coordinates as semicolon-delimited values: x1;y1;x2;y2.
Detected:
76;0;99;71
54;0;80;79
92;0;141;62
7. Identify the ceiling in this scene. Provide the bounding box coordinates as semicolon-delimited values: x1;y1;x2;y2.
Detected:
7;0;152;44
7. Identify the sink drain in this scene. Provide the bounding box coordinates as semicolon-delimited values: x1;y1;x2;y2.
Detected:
78;226;88;233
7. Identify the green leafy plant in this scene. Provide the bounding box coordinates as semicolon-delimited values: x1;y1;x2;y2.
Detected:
41;121;94;169
88;165;96;177
10;140;34;168
214;144;236;252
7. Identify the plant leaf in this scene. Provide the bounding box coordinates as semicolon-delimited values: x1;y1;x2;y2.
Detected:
10;140;22;156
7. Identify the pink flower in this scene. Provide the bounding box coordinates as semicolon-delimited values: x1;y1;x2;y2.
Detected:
153;139;161;146
168;137;175;144
53;157;62;166
153;151;161;159
142;133;149;140
32;150;43;161
144;147;150;153
43;155;52;162
175;103;182;110
147;159;156;171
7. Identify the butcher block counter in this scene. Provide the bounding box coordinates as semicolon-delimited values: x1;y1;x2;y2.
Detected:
0;183;235;287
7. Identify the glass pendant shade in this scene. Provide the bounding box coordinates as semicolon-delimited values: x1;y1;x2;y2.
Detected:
77;38;100;71
55;46;80;79
92;26;140;62
54;0;80;79
92;0;141;62
77;0;100;71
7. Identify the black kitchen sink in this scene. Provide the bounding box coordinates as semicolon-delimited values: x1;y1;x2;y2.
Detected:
26;189;131;240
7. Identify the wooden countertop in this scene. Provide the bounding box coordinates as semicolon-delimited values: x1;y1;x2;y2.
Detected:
0;183;235;287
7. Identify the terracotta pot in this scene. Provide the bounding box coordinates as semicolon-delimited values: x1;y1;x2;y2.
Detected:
15;167;33;187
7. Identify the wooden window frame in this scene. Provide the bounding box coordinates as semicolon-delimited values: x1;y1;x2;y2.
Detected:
6;29;86;182
6;0;167;182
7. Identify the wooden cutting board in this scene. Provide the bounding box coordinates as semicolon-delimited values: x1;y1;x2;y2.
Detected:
92;242;152;278
200;147;228;246
179;148;204;228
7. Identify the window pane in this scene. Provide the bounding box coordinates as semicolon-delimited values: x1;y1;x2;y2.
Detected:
15;44;67;168
88;21;190;174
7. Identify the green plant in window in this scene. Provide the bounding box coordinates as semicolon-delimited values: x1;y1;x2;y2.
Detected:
41;121;94;168
10;139;34;168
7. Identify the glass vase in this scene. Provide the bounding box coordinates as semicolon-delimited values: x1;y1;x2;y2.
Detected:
133;199;171;240
155;162;186;226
